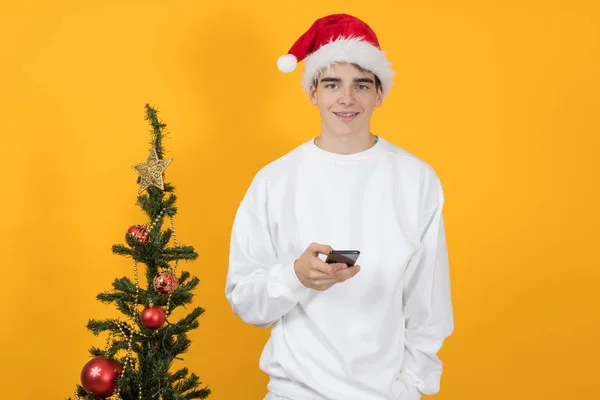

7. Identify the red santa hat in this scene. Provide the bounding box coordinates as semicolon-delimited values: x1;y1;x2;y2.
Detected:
277;14;394;97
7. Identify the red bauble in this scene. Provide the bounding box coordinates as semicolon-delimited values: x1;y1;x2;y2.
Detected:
141;305;166;329
126;224;149;244
80;356;122;398
153;270;178;295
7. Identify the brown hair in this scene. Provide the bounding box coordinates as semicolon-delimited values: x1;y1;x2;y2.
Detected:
311;62;382;90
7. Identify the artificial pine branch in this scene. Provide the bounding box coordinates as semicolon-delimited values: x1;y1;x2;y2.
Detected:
163;247;198;261
174;276;200;293
164;194;177;209
171;367;189;382
112;244;133;256
106;340;129;359
160;230;173;247
115;299;134;316
168;290;195;306
185;389;211;399
87;318;122;335
88;346;104;356
177;374;200;393
171;335;192;356
111;277;139;294
178;271;191;284
97;291;137;304
173;307;205;329
146;104;167;159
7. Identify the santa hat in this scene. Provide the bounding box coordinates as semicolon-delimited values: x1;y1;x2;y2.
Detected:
277;14;394;97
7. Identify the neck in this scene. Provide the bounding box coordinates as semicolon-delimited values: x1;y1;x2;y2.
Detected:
314;133;378;155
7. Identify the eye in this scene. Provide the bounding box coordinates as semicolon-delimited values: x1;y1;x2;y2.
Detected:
356;84;370;90
324;83;339;89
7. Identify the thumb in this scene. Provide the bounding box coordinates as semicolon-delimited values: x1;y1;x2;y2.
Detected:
309;242;334;256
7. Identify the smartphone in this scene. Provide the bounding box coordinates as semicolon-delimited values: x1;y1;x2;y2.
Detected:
325;250;360;267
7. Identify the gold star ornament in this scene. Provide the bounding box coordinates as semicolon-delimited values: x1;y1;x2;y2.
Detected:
132;147;173;193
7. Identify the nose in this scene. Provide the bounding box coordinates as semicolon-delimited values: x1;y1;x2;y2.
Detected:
337;85;355;105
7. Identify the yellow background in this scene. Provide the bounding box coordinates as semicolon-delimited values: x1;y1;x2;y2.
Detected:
1;0;598;399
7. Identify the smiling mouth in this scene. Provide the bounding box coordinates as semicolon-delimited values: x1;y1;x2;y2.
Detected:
333;112;360;117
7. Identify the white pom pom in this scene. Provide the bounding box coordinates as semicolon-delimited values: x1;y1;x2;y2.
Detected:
277;54;297;73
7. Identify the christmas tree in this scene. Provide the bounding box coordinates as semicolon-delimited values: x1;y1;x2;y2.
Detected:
69;104;210;400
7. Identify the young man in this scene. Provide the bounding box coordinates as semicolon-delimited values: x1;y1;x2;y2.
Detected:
225;14;454;400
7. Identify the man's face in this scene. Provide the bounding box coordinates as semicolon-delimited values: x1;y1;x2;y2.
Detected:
309;63;383;138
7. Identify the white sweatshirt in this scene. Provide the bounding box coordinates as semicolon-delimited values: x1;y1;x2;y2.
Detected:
225;137;454;400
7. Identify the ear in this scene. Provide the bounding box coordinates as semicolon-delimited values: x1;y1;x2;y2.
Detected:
375;86;383;108
309;86;318;106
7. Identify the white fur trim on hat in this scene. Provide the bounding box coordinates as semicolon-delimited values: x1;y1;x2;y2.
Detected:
301;36;394;97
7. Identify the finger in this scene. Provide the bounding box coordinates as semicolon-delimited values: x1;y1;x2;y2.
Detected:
308;242;334;257
328;262;349;274
314;279;338;291
312;277;338;286
307;268;332;280
312;259;346;275
335;265;361;281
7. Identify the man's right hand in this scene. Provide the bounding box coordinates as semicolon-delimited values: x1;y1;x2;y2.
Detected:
293;242;360;291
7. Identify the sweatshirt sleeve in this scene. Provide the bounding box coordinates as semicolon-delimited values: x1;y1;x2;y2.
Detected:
225;174;311;328
398;175;454;398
